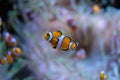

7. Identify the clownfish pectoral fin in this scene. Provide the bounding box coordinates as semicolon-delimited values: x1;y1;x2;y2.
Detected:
50;38;58;49
52;38;58;43
62;48;69;51
51;38;59;45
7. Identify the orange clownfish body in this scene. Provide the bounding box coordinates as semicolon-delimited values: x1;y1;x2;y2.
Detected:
43;30;62;48
0;47;21;64
58;35;79;51
92;5;100;14
3;31;17;47
43;30;79;51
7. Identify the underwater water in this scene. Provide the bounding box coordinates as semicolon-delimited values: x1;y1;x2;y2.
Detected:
0;0;120;80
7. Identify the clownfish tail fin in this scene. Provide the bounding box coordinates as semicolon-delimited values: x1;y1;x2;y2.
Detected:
69;42;79;50
75;42;79;47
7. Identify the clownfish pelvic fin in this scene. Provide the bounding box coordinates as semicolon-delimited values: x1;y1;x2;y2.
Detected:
50;38;59;49
52;45;57;48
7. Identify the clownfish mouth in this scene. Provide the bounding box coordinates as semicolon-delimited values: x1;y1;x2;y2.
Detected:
43;33;50;41
43;33;47;40
43;33;46;39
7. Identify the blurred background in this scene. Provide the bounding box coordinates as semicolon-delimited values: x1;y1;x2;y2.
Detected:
0;0;120;80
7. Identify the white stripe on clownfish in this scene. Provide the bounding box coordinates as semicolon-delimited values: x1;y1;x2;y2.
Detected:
3;31;10;40
69;42;73;50
48;32;53;42
57;35;65;48
8;51;13;62
10;37;16;43
14;47;17;56
3;57;7;64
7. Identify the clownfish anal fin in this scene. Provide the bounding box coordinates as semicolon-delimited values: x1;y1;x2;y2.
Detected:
51;44;57;49
75;42;79;47
62;48;69;51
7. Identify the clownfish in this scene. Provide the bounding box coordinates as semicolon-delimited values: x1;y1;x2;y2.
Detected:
43;30;79;51
0;47;21;64
66;15;77;33
2;31;17;47
92;5;100;14
99;71;108;80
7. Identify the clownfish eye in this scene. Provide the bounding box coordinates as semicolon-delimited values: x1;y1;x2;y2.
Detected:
46;33;49;36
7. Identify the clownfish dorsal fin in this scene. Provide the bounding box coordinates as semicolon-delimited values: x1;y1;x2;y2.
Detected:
52;30;62;38
55;30;62;36
66;36;72;42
